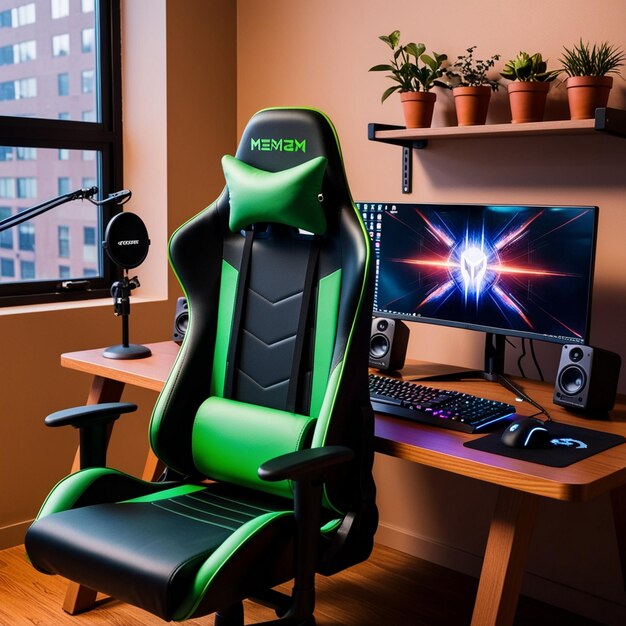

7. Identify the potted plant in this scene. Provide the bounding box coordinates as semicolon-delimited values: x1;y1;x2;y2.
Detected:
559;40;626;119
500;52;560;123
445;46;500;126
370;30;448;128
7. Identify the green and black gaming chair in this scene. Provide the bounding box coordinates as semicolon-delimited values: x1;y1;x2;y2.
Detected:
25;108;377;625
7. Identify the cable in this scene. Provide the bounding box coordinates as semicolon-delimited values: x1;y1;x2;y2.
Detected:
529;339;544;381
497;374;553;422
516;338;527;378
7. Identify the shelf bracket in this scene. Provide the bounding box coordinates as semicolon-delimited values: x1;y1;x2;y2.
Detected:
595;108;626;138
368;123;427;194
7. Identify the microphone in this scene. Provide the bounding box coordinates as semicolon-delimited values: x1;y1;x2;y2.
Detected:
101;210;152;360
102;211;150;270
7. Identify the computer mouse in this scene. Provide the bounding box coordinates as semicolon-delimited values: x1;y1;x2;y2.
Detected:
500;417;552;449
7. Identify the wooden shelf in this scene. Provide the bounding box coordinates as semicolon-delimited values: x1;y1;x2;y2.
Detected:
373;117;596;143
368;107;626;193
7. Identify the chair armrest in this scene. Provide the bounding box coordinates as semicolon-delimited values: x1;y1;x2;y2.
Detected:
45;402;138;428
258;445;354;483
257;445;355;622
45;402;138;470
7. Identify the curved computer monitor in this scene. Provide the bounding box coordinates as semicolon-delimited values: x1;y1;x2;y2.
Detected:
358;202;598;378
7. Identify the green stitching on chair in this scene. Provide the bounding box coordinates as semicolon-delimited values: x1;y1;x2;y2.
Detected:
173;510;292;621
222;154;328;235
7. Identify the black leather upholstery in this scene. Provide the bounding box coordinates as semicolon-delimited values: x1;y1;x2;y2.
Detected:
25;108;377;624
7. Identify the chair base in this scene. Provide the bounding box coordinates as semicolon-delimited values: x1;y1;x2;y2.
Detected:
214;601;315;626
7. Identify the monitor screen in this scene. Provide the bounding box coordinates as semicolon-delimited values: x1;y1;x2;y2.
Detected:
358;202;598;346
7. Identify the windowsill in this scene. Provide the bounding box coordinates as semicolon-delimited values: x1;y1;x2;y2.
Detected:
0;292;166;317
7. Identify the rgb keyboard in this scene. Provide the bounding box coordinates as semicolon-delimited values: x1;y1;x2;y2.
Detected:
369;373;515;433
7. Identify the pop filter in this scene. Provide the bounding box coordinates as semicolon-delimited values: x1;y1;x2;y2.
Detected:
103;212;150;269
102;211;152;360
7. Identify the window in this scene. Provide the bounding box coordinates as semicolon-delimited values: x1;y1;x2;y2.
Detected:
84;226;96;246
0;178;16;198
0;41;37;66
82;28;94;53
16;3;36;26
17;177;36;198
20;260;35;279
0;76;37;95
81;69;94;93
16;147;36;160
17;77;37;98
58;225;69;257
52;34;70;57
18;221;34;251
17;40;36;62
58;177;71;195
57;72;69;96
0;45;13;66
0;0;122;306
1;4;36;28
83;225;96;261
1;257;15;277
51;0;69;20
0;206;12;249
0;81;15;100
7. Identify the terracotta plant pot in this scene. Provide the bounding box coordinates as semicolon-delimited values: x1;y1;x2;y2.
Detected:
400;91;436;128
507;81;550;123
452;86;492;126
566;76;613;120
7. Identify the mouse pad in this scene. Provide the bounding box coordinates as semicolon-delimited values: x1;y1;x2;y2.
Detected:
463;421;626;467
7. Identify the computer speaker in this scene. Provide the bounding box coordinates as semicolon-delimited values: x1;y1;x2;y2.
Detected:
369;317;410;371
553;344;621;415
172;297;188;344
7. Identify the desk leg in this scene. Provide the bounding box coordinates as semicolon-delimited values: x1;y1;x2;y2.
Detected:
611;483;626;594
470;488;539;626
64;375;125;615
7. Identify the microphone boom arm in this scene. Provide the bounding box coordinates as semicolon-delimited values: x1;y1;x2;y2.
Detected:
0;186;131;233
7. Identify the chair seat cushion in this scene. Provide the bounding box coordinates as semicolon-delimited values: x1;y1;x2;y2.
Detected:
26;482;295;621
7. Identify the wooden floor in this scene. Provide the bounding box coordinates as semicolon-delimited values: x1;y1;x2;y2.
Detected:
0;543;601;626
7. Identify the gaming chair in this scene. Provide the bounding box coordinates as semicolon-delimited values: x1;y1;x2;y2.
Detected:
25;107;377;625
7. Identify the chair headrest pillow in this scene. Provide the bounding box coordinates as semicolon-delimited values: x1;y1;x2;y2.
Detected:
222;154;328;235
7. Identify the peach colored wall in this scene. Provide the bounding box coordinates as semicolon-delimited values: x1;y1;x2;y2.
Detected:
237;0;626;390
237;1;626;621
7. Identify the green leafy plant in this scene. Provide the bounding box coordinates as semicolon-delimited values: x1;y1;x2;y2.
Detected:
445;46;501;91
369;30;448;102
560;40;626;76
500;52;560;82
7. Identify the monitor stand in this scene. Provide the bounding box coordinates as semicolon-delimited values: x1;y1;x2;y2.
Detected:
408;332;505;382
406;333;539;407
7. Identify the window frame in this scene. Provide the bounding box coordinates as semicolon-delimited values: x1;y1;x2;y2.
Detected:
0;0;122;307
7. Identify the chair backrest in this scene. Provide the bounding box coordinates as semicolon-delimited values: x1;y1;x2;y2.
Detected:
149;109;375;547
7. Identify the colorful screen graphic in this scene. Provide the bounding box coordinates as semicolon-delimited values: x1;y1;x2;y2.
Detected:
359;203;597;345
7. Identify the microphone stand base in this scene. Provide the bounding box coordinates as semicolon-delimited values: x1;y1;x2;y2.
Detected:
102;344;152;360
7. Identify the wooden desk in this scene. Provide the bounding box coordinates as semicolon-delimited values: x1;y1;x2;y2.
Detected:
60;342;626;625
